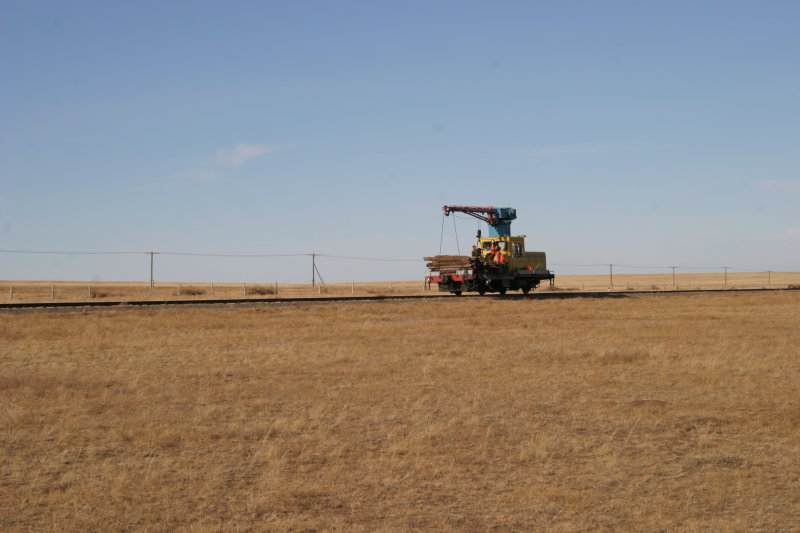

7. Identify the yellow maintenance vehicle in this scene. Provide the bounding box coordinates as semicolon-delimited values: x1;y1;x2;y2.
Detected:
425;205;554;295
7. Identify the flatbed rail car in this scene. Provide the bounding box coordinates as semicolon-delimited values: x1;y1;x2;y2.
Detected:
425;251;554;296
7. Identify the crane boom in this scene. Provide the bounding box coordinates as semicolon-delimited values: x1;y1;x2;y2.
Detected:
442;205;517;237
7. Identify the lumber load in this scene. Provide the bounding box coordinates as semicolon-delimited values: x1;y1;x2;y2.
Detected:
424;255;472;273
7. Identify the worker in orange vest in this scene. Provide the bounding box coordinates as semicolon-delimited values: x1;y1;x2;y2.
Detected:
489;241;500;261
489;241;507;263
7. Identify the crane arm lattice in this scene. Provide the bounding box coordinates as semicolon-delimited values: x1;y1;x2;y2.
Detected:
442;205;498;225
442;205;517;237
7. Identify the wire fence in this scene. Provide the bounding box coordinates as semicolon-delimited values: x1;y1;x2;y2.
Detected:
0;279;431;303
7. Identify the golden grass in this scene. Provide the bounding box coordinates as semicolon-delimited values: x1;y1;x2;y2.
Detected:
2;292;799;530
1;272;799;304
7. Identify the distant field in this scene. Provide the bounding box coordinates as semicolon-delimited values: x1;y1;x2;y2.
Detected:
551;271;799;292
2;291;799;530
1;271;799;303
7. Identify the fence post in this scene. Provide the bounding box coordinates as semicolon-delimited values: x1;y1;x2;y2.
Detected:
275;281;279;296
211;282;215;297
352;281;355;295
9;285;12;301
243;283;247;296
51;285;55;301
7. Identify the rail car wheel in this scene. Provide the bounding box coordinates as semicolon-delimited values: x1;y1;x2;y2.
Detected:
453;291;463;296
522;286;531;295
498;287;507;295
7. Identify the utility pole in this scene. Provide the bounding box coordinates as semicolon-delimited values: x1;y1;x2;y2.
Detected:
149;252;158;289
310;253;325;289
767;270;772;287
671;266;677;287
609;264;613;289
723;266;729;287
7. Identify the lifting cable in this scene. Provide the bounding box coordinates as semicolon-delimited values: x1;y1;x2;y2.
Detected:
439;212;446;255
452;214;461;256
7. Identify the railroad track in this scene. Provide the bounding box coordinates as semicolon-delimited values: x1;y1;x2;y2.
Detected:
1;287;797;311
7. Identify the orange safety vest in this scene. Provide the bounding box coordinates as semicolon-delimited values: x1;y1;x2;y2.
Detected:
496;252;506;263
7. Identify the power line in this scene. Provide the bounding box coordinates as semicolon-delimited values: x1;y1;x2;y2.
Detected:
726;266;768;272
672;265;732;271
550;263;607;267
0;248;420;262
0;249;143;255
0;248;788;271
610;264;673;270
317;254;419;263
159;252;307;258
0;249;306;258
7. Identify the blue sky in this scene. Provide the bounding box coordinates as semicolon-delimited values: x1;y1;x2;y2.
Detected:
1;1;798;282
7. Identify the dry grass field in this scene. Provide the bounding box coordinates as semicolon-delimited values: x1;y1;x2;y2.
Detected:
1;271;799;303
2;292;799;530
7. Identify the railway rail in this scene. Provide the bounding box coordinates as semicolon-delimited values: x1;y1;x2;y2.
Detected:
1;287;797;311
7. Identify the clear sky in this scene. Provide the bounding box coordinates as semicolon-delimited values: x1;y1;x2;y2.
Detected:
1;1;798;283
